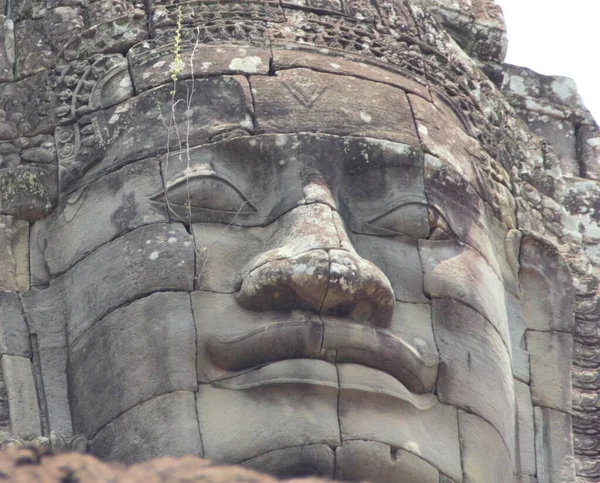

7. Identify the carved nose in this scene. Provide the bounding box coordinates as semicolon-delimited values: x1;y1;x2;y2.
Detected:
321;249;395;326
235;206;395;328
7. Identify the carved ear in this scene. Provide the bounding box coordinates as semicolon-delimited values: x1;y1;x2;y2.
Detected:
518;234;574;333
50;431;66;452
69;434;89;453
427;205;458;240
504;229;522;281
61;186;88;223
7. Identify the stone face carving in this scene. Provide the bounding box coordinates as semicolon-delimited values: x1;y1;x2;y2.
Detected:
0;1;597;482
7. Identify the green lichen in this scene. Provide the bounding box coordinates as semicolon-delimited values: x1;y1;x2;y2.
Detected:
169;5;184;95
0;170;46;198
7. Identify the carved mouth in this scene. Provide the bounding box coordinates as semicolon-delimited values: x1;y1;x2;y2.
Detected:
206;317;438;402
211;359;437;411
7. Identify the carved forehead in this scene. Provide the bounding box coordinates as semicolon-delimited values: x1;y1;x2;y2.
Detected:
0;0;517;224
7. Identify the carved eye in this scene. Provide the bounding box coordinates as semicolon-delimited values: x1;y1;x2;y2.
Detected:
368;203;429;238
165;175;256;214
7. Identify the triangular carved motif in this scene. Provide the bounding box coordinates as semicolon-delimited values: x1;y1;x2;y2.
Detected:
282;72;327;108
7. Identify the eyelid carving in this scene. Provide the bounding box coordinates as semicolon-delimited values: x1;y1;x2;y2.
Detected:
160;165;257;214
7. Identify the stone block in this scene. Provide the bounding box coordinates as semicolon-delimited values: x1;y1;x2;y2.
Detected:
0;216;29;291
419;0;507;62
534;407;575;483
0;292;30;357
29;220;50;287
130;40;271;92
242;444;334;479
353;234;428;303
514;380;536;476
0;17;14;82
516;476;538;483
505;292;530;383
90;391;203;464
432;299;515;460
562;178;600;279
0;365;8;433
19;286;73;437
60;10;148;63
500;65;589;114
56;223;194;346
86;0;145;26
527;115;578;177
38;346;72;437
0;164;57;221
252;68;419;145
0;137;58;221
58;77;254;195
339;391;461;481
150;0;284;29
15;7;85;78
527;331;573;412
69;292;197;437
20;285;67;353
8;0;84;22
334;440;439;483
1;355;41;439
129;1;280;89
197;382;340;464
519;236;574;333
42;157;167;276
578;124;600;181
409;94;485;196
459;411;513;483
419;240;511;351
0;135;56;165
272;48;430;100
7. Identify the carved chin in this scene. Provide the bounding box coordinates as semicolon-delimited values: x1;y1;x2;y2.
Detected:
196;369;457;481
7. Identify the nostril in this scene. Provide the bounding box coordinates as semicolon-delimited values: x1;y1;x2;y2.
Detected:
273;287;297;310
321;249;395;328
351;301;375;323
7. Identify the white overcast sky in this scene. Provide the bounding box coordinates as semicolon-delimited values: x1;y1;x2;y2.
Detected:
494;0;600;124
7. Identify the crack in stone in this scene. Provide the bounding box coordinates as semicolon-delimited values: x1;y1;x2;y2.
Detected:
268;63;431;101
342;436;448;477
188;292;206;457
429;295;513;359
87;389;197;441
456;407;515;469
16;291;50;436
333;355;343;475
235;442;338;466
70;289;193;348
46;219;171;280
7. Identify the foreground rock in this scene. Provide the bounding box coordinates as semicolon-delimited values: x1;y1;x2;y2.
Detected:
0;446;333;483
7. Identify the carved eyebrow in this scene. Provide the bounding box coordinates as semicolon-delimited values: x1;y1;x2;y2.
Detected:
165;165;220;190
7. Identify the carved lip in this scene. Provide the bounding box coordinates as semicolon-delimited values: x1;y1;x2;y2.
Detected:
212;359;438;411
206;317;438;395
